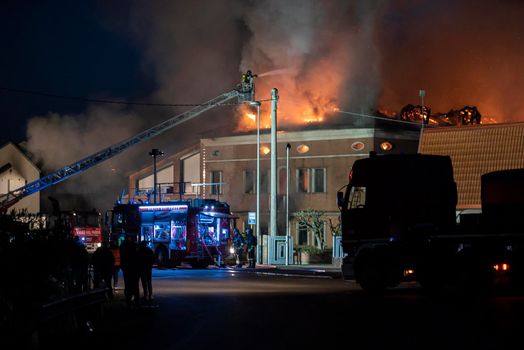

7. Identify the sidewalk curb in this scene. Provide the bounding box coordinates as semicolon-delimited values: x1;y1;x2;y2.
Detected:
228;264;342;279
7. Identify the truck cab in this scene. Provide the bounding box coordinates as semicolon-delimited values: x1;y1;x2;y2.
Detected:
338;154;458;292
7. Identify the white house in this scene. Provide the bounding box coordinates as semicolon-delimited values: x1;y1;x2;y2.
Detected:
0;142;40;213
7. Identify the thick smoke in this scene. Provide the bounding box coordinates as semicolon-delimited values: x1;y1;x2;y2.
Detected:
238;0;386;129
26;106;144;212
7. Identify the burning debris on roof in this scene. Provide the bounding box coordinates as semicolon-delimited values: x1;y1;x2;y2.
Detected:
378;105;485;127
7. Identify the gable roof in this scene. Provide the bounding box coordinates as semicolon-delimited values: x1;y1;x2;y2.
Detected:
0;142;40;173
420;123;524;209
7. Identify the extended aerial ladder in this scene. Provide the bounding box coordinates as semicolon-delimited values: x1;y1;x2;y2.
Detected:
0;76;255;213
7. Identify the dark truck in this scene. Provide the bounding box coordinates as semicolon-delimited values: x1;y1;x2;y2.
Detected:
337;153;524;293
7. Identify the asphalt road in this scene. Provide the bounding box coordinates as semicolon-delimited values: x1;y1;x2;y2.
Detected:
38;268;524;350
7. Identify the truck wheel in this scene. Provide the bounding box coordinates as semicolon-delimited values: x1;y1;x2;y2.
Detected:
189;260;209;269
355;251;387;294
418;263;442;294
155;246;168;267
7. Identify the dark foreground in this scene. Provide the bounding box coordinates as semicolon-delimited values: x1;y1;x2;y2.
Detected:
23;269;524;349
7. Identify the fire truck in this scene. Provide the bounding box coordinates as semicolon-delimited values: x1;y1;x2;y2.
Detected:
337;153;524;294
107;199;235;268
47;197;103;253
60;209;103;253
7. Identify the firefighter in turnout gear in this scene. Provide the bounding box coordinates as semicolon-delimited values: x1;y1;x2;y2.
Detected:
238;69;257;101
245;228;257;268
233;228;245;268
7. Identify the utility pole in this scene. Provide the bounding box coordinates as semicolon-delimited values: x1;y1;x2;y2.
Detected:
149;148;164;203
250;100;262;264
285;143;291;265
270;88;278;238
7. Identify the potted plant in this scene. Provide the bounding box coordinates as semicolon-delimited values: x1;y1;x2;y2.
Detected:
297;245;323;264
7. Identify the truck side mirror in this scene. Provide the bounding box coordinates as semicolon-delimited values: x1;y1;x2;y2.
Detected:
337;191;344;208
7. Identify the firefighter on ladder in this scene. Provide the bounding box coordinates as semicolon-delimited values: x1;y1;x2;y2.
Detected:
239;70;257;100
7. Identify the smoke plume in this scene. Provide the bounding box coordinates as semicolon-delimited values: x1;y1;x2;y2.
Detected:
238;0;386;129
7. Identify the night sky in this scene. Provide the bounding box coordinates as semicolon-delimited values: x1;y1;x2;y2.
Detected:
0;1;155;143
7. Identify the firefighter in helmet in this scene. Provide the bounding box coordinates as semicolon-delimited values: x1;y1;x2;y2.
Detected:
240;70;257;93
232;228;245;268
245;228;257;268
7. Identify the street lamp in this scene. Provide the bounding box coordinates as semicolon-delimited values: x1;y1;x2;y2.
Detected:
250;100;262;264
149;148;164;203
286;143;291;265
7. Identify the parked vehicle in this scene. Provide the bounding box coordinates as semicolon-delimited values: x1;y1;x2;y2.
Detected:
337;153;524;293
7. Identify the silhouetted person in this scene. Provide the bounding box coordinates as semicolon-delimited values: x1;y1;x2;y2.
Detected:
92;241;115;299
137;241;155;302
120;235;140;306
245;228;257;268
233;228;245;268
109;240;121;290
71;236;89;293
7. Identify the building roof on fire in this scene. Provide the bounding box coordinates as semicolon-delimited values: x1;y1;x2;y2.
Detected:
420;122;524;209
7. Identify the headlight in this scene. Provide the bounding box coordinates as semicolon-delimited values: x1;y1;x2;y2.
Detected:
229;247;235;254
96;242;102;248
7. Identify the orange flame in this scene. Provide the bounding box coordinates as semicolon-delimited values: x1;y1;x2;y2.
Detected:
236;59;345;131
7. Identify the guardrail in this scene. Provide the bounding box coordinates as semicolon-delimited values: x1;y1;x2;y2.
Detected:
32;288;110;348
39;288;109;322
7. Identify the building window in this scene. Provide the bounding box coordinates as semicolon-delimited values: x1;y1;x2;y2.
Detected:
351;141;365;151
210;170;223;195
297;168;310;193
297;223;308;245
380;141;393;151
312;168;326;193
296;168;326;193
296;144;309;154
244;170;255;194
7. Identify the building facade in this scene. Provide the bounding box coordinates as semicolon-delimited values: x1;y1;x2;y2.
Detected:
0;142;40;213
128;126;419;251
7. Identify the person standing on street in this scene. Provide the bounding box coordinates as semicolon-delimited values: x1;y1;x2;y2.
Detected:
245;228;257;268
71;236;89;293
137;240;155;303
109;241;121;291
233;228;245;268
92;241;115;299
120;235;140;307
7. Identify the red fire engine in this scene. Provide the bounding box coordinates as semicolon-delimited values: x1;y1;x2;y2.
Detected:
61;209;103;253
107;199;235;268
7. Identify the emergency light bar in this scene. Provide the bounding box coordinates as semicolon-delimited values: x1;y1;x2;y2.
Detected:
139;205;188;212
